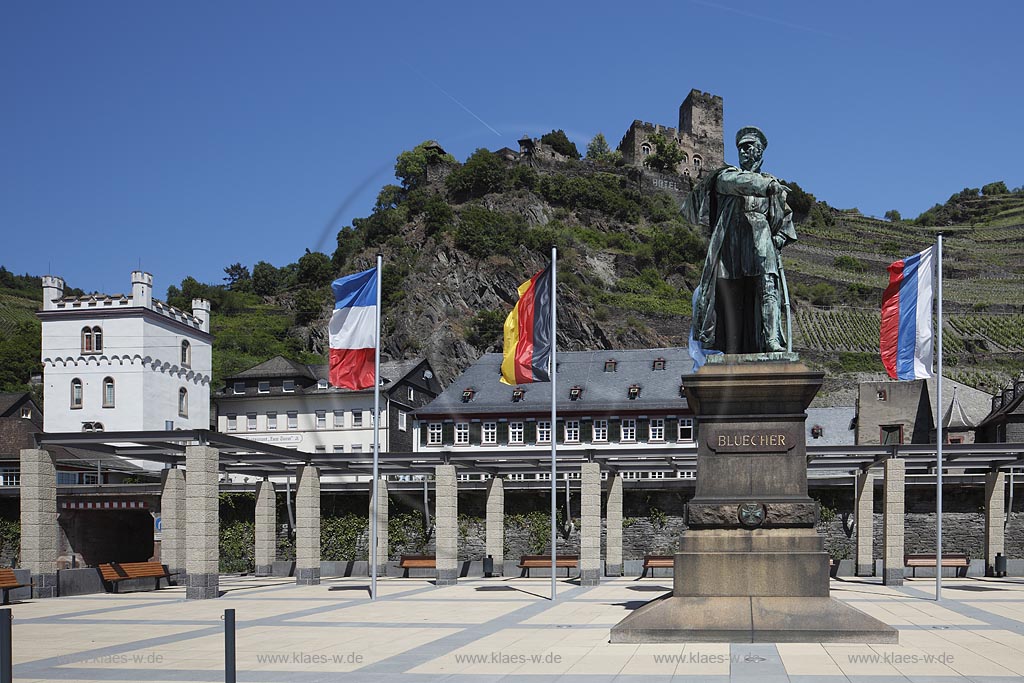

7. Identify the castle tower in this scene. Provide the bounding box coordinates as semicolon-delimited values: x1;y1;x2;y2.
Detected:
131;271;153;309
192;299;211;333
679;89;725;170
41;276;65;311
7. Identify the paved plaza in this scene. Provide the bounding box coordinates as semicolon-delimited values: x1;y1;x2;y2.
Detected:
6;575;1024;682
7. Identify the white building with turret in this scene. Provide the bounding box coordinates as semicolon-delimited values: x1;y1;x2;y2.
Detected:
38;272;212;444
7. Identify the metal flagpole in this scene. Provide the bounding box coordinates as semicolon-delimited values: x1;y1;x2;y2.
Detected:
935;234;944;602
550;246;558;601
371;254;383;600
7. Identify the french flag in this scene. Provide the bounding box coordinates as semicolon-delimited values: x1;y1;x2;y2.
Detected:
329;267;377;390
880;246;935;380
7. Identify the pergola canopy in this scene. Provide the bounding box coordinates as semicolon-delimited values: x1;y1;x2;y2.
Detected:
34;429;1024;481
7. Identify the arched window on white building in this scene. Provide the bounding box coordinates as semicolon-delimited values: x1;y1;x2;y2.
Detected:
181;340;191;367
102;377;115;408
81;327;102;353
178;388;188;418
71;378;83;409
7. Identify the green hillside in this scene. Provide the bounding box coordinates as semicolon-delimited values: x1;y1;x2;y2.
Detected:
1;146;1021;400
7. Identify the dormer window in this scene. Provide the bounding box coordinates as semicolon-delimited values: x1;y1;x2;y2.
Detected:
283;380;295;393
461;388;475;403
317;379;329;390
569;386;583;401
233;382;245;395
652;358;666;371
604;360;617;372
627;385;641;400
257;381;270;394
512;388;525;402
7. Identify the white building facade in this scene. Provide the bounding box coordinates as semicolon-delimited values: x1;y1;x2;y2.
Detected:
413;349;699;482
39;271;212;437
213;356;441;459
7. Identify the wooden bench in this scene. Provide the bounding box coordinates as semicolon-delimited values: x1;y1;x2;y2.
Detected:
641;555;674;577
398;555;435;577
97;562;177;592
517;554;578;578
0;568;30;605
904;553;970;578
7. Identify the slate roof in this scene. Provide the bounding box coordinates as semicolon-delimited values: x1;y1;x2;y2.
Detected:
217;356;429;397
0;417;145;472
0;393;29;417
229;356;316;381
805;407;857;447
942;389;976;431
416;348;694;417
925;377;991;430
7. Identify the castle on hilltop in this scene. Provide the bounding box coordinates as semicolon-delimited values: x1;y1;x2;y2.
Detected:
617;89;724;178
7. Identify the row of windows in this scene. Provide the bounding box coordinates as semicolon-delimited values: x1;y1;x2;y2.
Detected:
79;327;192;366
69;378;188;417
426;418;694;446
224;410;408;432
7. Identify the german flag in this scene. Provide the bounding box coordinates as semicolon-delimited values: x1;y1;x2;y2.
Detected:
500;263;553;384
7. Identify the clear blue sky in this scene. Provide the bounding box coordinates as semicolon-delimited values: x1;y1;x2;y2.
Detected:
3;1;1021;296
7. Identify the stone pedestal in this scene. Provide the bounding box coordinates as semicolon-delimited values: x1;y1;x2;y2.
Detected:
612;356;896;643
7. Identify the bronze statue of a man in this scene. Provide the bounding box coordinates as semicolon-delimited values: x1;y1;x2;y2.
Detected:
683;126;797;354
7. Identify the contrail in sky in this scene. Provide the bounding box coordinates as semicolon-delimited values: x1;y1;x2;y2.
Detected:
689;0;837;39
406;65;503;137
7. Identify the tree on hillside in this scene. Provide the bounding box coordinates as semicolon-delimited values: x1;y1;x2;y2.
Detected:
884;209;902;222
0;321;40;391
540;130;581;159
395;141;456;189
296;250;334;289
252;261;281;296
445;149;509;199
223;263;252;291
982;181;1008;196
585;133;622;165
643;133;684;173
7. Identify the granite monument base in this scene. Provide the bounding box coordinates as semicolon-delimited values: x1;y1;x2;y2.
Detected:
610;354;896;644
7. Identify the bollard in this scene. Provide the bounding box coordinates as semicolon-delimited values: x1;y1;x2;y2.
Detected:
224;608;236;683
1;608;11;683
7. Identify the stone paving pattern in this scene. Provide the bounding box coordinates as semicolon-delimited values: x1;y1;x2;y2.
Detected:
7;575;1024;682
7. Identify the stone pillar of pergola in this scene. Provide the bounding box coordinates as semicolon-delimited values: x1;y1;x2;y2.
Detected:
370;475;389;577
434;464;458;586
296;465;321;586
605;472;624;577
485;476;504;576
255;478;276;577
855;470;875;577
160;467;187;582
984;469;1006;576
882;457;905;586
185;445;220;599
19;448;59;598
580;462;601;586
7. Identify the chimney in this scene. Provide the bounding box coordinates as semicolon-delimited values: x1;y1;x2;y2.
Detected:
131;271;153;309
41;275;65;311
192;298;211;333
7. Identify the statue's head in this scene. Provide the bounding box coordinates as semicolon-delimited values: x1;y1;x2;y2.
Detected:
735;126;767;172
